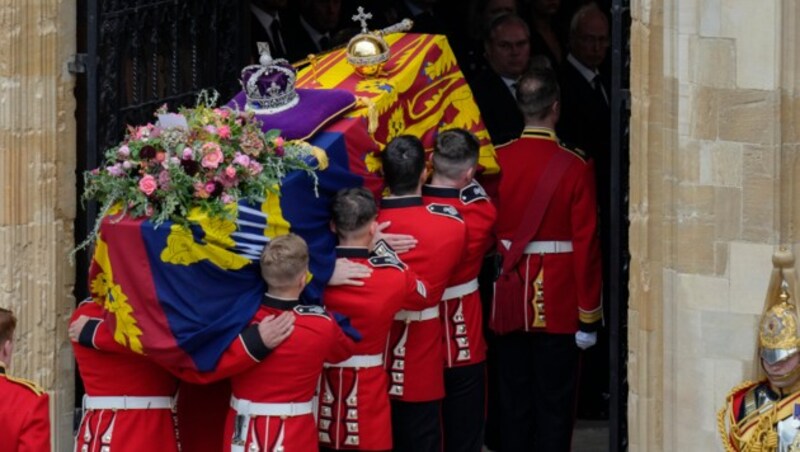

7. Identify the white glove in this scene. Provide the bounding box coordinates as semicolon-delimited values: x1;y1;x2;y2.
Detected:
575;331;597;350
777;415;800;452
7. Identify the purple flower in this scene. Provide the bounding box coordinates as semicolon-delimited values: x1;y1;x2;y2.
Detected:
182;147;194;160
107;163;124;177
117;145;130;158
233;153;251;167
158;170;171;189
122;161;133;170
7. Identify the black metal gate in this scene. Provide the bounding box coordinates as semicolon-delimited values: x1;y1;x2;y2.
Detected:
74;0;249;301
609;0;631;449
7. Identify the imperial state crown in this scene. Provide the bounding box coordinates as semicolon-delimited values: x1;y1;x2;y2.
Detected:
240;42;299;114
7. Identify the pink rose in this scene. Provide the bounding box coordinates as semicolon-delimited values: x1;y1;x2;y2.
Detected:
217;125;231;139
221;193;234;204
233;153;250;167
182;147;194;160
205;182;217;194
122;161;133;170
138;174;158;196
204;125;218;135
224;165;237;178
202;149;223;169
155;151;167;163
274;137;285;147
200;142;223;169
213;108;231;119
117;145;130;158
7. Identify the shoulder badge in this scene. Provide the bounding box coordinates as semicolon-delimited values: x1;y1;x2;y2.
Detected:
293;305;331;319
557;140;589;162
373;239;399;260
426;203;464;222
5;375;45;397
460;181;490;205
369;255;405;271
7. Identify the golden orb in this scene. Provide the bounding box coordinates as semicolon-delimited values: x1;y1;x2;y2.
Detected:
346;33;390;78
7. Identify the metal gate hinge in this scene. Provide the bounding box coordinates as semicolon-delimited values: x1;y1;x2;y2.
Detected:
68;53;88;74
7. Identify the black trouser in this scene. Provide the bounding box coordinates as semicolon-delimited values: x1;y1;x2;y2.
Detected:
391;399;442;452
495;332;579;452
442;362;486;452
478;255;501;450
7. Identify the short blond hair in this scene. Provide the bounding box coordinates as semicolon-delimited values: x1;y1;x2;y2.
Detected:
260;234;309;289
0;308;16;344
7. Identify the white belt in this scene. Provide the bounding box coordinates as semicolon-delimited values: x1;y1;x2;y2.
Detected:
394;306;439;322
230;396;314;417
83;395;174;410
325;353;383;368
442;278;479;301
500;240;573;254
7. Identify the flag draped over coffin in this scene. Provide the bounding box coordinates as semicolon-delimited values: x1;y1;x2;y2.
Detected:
89;33;498;372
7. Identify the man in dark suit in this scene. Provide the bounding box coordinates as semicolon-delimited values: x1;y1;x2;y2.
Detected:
556;2;611;421
250;0;290;60
469;13;529;145
557;2;610;160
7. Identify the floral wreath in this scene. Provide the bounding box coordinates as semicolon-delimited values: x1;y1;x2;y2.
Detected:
75;91;327;254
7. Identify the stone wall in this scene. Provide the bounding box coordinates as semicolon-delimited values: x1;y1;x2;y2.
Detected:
0;0;77;450
629;0;800;450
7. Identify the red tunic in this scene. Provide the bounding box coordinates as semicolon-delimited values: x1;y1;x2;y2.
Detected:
71;300;179;452
318;246;428;450
494;127;602;333
423;182;496;367
223;295;354;452
80;300;274;452
0;363;49;452
377;196;467;401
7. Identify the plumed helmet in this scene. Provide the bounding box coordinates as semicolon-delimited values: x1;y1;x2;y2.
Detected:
759;284;800;365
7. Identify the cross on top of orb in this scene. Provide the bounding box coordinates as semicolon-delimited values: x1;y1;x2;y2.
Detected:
352;6;373;34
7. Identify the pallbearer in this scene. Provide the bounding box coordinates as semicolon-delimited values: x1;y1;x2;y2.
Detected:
422;129;496;452
225;234;354;451
378;135;467;452
318;187;428;451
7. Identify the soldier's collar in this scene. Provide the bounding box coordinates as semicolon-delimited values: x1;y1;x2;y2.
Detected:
336;246;370;258
380;196;423;209
422;184;459;198
261;293;300;311
522;127;557;141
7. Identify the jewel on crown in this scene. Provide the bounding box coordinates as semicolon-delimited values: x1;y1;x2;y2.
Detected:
240;42;300;114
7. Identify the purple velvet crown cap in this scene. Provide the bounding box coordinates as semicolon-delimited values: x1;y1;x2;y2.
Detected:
239;44;300;114
240;60;295;100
